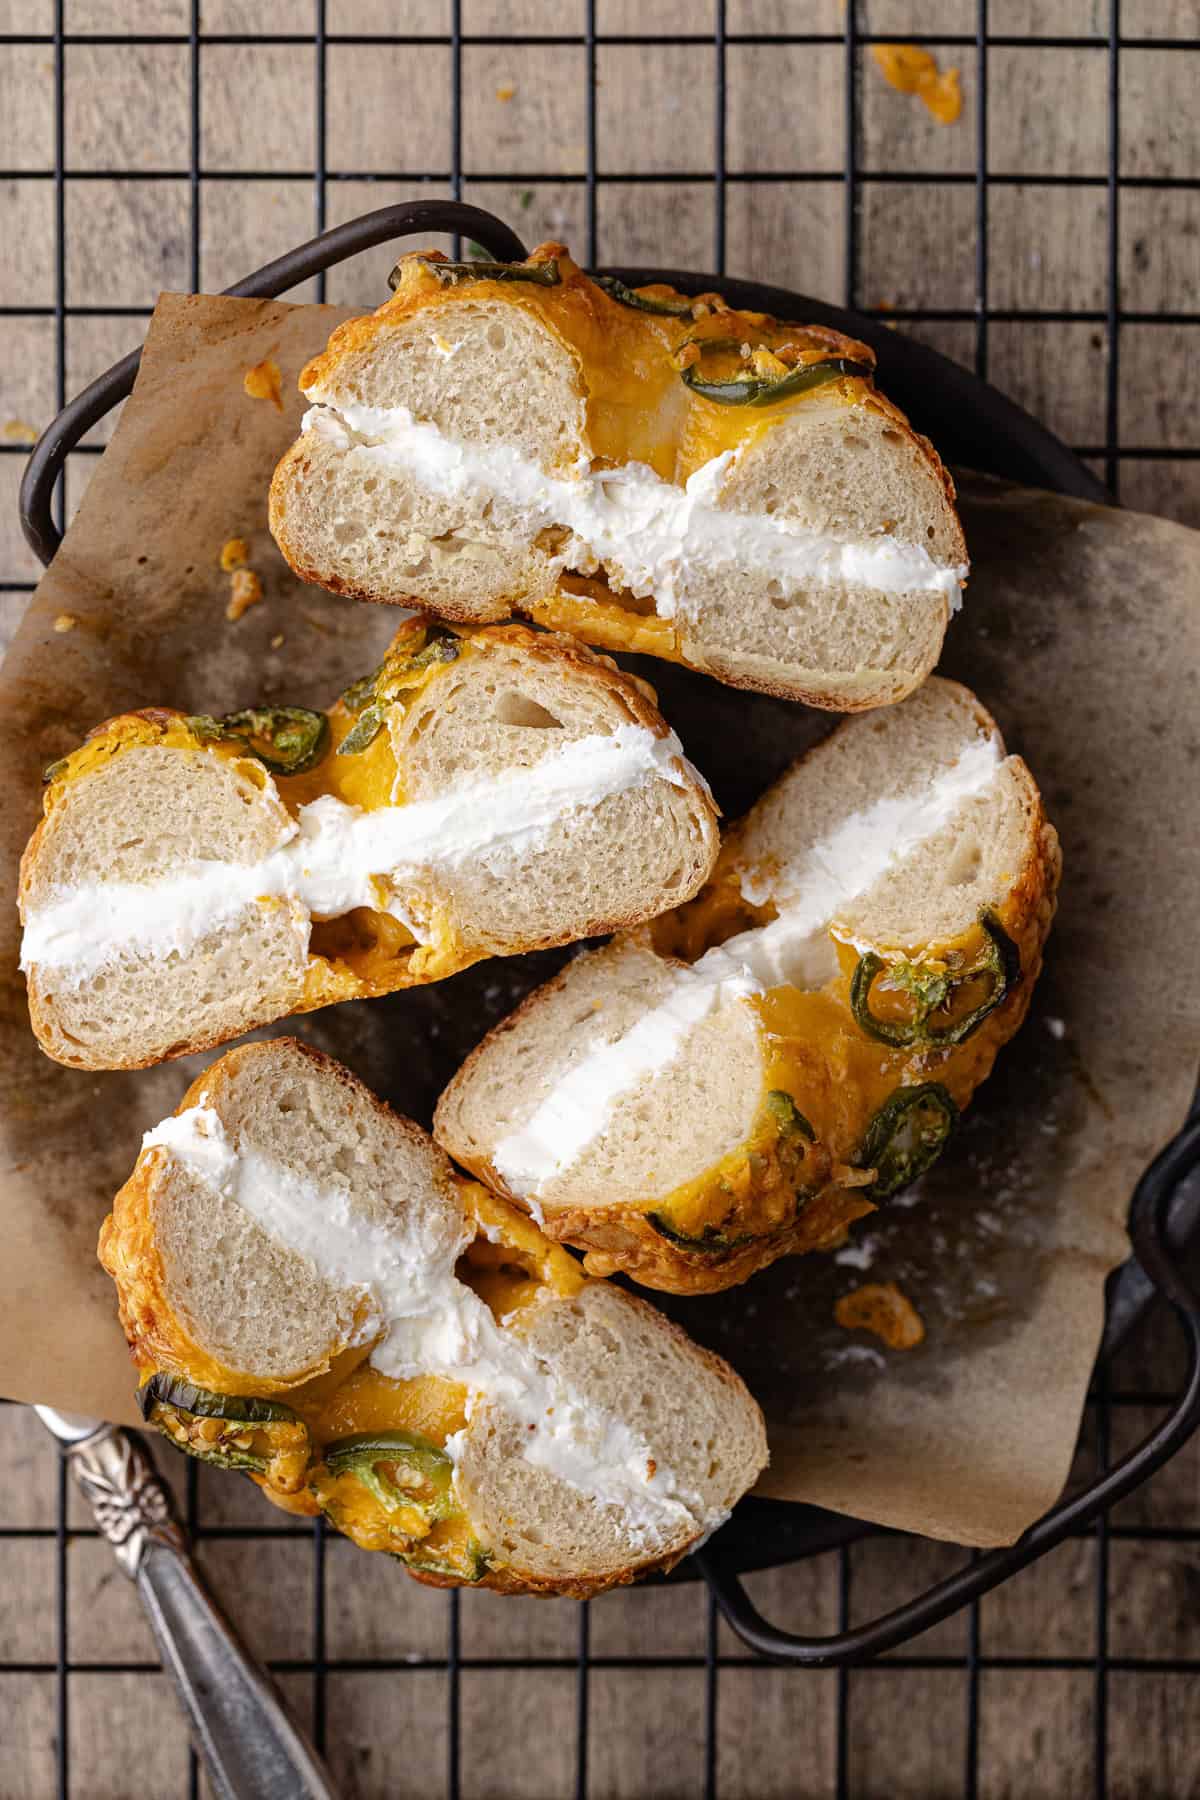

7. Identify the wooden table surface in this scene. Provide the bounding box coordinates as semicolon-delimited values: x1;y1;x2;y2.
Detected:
2;4;1199;1796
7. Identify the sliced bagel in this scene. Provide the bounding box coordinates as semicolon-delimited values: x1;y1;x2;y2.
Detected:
99;1038;767;1597
435;678;1061;1295
19;618;718;1070
270;244;967;711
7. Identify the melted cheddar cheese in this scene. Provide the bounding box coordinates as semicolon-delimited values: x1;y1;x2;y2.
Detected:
370;247;876;495
638;862;1037;1257
40;618;482;1005
109;1172;590;1576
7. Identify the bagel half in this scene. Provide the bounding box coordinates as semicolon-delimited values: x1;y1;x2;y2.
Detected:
19;617;718;1070
270;244;967;711
98;1038;768;1596
435;679;1061;1294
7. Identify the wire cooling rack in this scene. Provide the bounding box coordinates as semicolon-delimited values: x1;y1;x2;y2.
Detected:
4;6;1200;1797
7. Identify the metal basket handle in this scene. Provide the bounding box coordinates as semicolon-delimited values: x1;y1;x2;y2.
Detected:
19;200;530;568
697;1116;1200;1665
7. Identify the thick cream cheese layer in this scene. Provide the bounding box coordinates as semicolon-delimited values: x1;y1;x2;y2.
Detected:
304;391;966;618
21;724;689;984
143;1106;706;1548
492;733;1006;1198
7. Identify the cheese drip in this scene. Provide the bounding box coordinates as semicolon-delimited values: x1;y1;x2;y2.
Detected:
493;732;1005;1196
142;1106;708;1549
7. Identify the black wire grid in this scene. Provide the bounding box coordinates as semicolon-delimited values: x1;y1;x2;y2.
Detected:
5;7;1200;1798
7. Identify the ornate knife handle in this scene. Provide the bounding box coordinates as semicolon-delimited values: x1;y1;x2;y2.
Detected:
64;1423;339;1800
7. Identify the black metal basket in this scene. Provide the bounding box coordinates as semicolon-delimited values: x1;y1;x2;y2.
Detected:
17;196;1200;1676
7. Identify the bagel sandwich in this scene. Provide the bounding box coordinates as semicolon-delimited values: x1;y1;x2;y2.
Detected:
270;244;968;712
435;679;1061;1294
19;617;718;1070
99;1038;768;1596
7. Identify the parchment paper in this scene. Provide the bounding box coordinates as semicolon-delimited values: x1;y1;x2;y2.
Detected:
1;292;1196;1548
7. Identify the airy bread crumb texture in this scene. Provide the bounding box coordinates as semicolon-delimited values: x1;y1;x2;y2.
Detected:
394;638;716;952
23;747;308;1069
457;1282;768;1583
735;676;1037;949
270;300;584;614
435;938;763;1211
675;399;957;704
151;1039;462;1384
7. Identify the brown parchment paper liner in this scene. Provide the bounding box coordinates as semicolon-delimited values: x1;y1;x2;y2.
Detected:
1;293;1197;1549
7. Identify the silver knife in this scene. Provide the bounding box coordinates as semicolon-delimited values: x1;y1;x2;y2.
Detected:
34;1406;340;1800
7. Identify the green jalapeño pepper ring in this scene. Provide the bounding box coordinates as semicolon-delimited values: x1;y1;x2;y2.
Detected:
392;255;563;292
858;1083;959;1199
185;707;330;777
138;1375;310;1476
849;910;1021;1050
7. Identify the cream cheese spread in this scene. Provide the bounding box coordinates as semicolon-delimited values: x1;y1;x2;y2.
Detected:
21;723;690;983
492;733;1006;1197
142;1105;706;1547
303;391;967;617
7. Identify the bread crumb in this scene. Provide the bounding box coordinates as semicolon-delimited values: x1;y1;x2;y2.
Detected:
1045;1016;1066;1040
220;536;249;572
243;358;283;410
52;612;77;634
834;1281;925;1351
1;418;38;444
226;567;264;622
270;632;285;649
871;43;962;124
495;83;515;102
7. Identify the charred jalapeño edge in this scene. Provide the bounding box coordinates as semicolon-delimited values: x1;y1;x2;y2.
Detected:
647;1088;817;1255
849;911;1021;1050
337;625;461;757
682;355;873;406
392;256;563;291
137;1375;309;1475
185;706;330;776
858;1083;958;1199
594;273;696;316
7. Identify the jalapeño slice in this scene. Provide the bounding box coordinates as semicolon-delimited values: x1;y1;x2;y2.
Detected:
850;911;1021;1050
647;1214;758;1257
138;1375;309;1476
337;627;461;757
186;706;330;776
682;355;872;406
392;256;562;292
858;1083;958;1199
324;1428;456;1524
393;1539;491;1583
595;274;697;317
765;1089;816;1141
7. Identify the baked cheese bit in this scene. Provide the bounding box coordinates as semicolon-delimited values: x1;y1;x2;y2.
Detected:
99;1039;767;1596
270;245;968;712
436;679;1061;1295
19;618;718;1071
